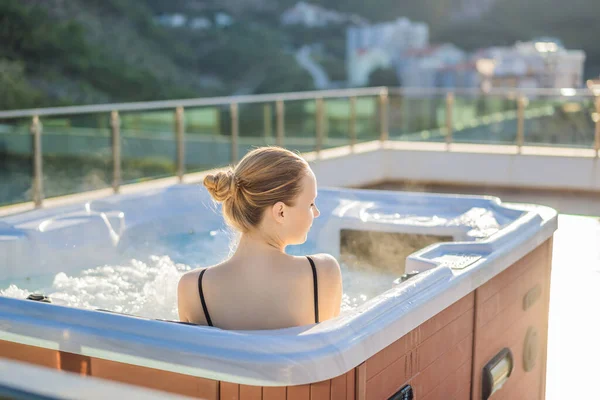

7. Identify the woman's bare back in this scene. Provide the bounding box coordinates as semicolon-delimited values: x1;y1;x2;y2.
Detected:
177;253;342;330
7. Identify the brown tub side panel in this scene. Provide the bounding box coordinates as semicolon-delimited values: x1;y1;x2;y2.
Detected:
355;363;367;400
418;292;475;342
311;380;332;400
416;307;474;372
0;340;60;369
419;357;471;400
346;368;356;400
240;385;262;400
471;240;551;400
330;372;347;400
263;386;286;400
59;351;91;375
221;382;240;400
362;292;475;400
90;357;219;399
287;384;310;400
364;293;474;384
475;241;544;304
412;320;474;399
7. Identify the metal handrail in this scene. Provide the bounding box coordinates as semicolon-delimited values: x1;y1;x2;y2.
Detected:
378;89;389;142
315;97;325;155
445;93;454;147
1;86;596;120
0;87;388;119
387;87;596;97
349;96;357;149
275;100;285;147
230;103;239;163
516;95;527;151
595;96;600;155
110;111;121;193
30;116;43;207
175;106;185;181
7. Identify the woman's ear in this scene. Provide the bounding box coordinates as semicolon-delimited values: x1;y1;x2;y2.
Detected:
272;202;286;224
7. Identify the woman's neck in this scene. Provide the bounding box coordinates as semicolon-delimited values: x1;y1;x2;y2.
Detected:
233;231;286;259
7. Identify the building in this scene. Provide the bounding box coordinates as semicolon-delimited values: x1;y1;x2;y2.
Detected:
474;39;586;89
396;44;469;88
281;2;367;28
154;14;187;28
154;12;233;30
346;18;429;86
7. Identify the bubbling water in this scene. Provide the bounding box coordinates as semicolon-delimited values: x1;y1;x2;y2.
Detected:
1;256;189;319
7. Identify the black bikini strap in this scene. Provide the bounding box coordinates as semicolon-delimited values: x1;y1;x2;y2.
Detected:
306;256;319;323
198;269;214;327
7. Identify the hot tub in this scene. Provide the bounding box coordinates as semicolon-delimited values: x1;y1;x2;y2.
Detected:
0;185;557;400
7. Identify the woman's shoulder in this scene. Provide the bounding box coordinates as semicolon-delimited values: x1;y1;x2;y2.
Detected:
178;268;203;300
177;265;219;324
177;264;216;295
306;253;342;279
306;254;342;320
179;266;204;283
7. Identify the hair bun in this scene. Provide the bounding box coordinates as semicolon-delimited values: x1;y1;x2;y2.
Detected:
203;170;235;202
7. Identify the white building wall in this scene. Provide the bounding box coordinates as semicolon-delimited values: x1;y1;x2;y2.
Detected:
347;18;429;86
479;41;587;89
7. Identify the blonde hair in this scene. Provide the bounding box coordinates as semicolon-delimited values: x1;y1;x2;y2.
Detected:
203;147;310;232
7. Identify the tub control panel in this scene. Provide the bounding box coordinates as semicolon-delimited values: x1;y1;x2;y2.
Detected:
482;348;513;400
388;385;413;400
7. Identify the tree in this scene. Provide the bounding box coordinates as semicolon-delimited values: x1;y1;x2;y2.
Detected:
0;59;43;110
368;67;401;87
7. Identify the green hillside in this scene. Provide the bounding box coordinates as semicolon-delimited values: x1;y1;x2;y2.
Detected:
1;0;598;111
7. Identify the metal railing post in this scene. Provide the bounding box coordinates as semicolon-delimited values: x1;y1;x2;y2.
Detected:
445;92;454;148
379;89;389;142
594;97;600;157
315;97;324;155
230;103;239;163
276;100;284;147
349;96;357;151
30;116;43;207
110;111;121;193
214;108;221;136
517;95;526;152
175;106;185;182
263;104;272;142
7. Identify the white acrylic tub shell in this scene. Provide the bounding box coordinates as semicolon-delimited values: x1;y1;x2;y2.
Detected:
0;186;557;386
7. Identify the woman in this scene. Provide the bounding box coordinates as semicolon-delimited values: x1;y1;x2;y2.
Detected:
177;147;342;330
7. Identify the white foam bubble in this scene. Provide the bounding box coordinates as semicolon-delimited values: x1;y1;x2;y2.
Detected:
1;256;190;320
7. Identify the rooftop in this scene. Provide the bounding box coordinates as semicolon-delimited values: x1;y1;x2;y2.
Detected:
1;86;599;397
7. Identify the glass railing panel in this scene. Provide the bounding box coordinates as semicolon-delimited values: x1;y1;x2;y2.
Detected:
237;102;278;160
0;118;33;206
451;93;519;145
323;96;380;148
120;109;176;184
40;113;112;198
184;106;230;172
525;94;595;148
284;99;317;154
389;92;447;142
